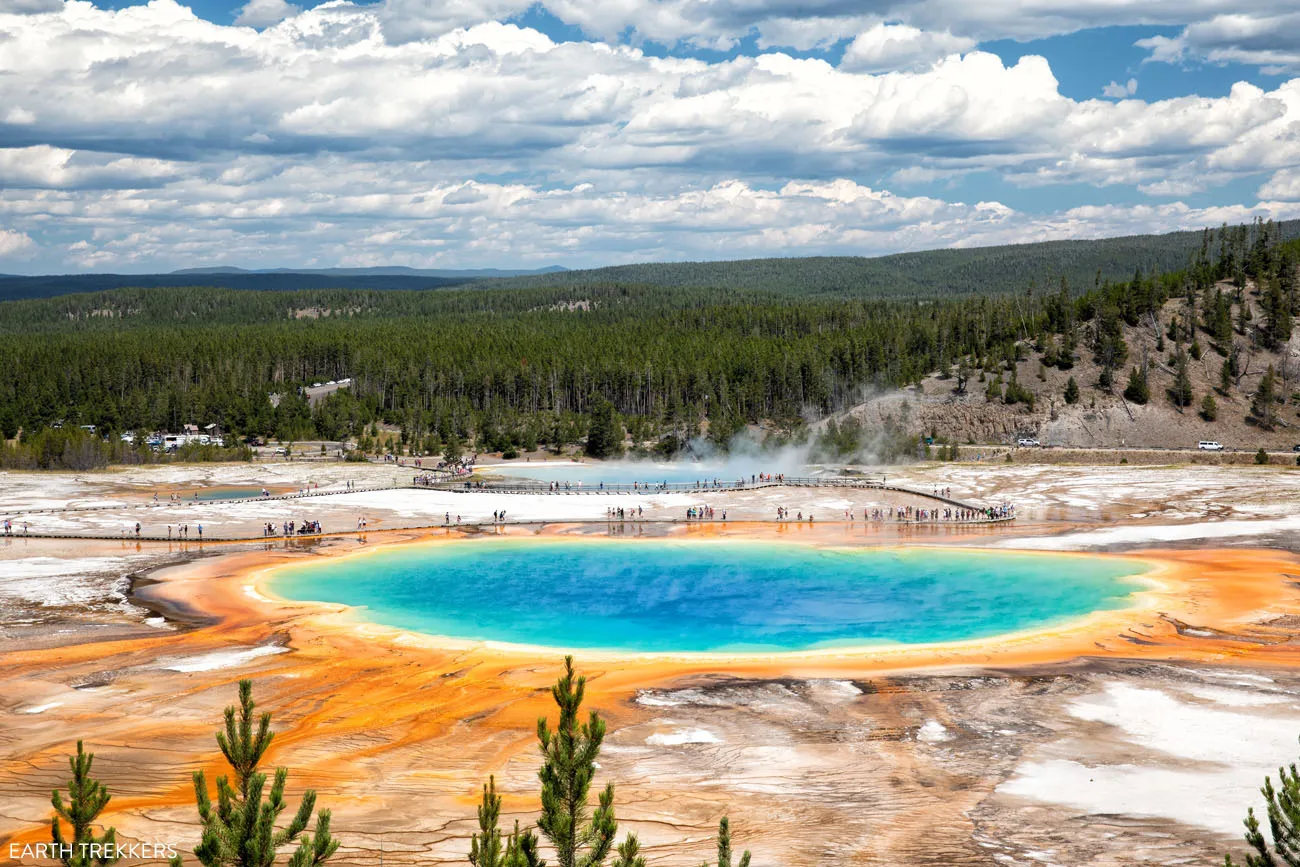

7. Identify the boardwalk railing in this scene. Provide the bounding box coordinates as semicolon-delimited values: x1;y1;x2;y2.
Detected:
429;475;1013;522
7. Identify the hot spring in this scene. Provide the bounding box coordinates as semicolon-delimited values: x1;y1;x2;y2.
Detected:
267;540;1150;653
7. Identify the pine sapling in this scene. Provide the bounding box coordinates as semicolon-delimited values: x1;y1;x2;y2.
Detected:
699;817;750;867
536;656;620;867
470;776;542;867
172;679;339;867
51;740;119;867
1226;736;1300;866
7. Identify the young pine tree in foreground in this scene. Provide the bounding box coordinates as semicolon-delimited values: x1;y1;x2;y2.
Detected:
469;658;754;867
1226;735;1300;866
536;656;622;867
172;679;338;867
700;818;750;867
51;741;119;867
470;776;542;867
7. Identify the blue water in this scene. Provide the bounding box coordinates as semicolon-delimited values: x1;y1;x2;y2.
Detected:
193;486;266;501
269;541;1147;653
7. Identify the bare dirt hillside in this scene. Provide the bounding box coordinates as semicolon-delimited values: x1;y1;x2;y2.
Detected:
841;282;1300;451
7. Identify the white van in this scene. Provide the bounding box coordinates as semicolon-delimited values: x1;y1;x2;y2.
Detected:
1198;441;1224;451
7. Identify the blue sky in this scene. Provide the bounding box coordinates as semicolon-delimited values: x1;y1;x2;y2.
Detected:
1;0;1299;271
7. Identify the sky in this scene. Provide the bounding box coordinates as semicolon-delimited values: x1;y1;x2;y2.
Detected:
1;0;1300;272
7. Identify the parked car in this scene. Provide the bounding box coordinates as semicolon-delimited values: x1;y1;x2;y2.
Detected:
1016;438;1041;447
1198;441;1224;451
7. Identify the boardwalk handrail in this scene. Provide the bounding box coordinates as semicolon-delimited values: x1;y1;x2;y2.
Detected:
427;475;1010;520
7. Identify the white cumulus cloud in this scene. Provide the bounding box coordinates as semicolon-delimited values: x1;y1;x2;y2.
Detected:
1259;169;1300;201
0;228;36;258
840;23;975;72
234;0;300;28
1140;13;1300;73
1102;77;1137;98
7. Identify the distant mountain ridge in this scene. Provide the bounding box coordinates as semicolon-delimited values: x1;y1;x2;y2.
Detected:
476;221;1300;299
170;265;569;278
4;220;1299;304
0;272;475;303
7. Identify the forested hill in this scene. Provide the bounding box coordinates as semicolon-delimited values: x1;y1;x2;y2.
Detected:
2;217;1298;471
0;272;473;304
6;219;1300;304
477;220;1300;298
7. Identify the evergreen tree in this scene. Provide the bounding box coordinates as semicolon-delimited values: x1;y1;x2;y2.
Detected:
1221;344;1241;394
51;741;119;867
171;680;338;867
1256;447;1270;465
1264;279;1293;349
536;656;622;867
584;399;622;459
1123;366;1149;405
1092;306;1129;371
1003;370;1035;409
470;777;542;867
954;358;970;394
1238;293;1253;334
1171;348;1193;408
699;818;750;867
1253;366;1278;430
1063;376;1079;405
1209;290;1234;351
985;376;1003;402
444;432;464;463
1280;246;1298;302
1056;327;1077;370
466;660;756;867
1201;393;1218;422
610;837;645;867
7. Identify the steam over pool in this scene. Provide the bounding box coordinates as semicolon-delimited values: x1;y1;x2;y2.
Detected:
269;541;1148;653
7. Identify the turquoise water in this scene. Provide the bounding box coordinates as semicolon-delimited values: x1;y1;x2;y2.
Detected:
269;541;1148;653
193;486;266;501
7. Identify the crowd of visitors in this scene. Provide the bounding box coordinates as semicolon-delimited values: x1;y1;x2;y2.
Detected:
605;506;644;520
686;505;726;520
261;519;324;537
